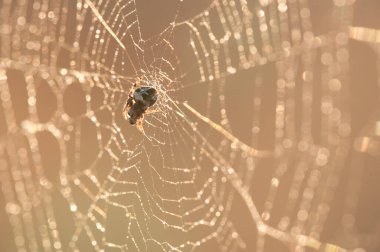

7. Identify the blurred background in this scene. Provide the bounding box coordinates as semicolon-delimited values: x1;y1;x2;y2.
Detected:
0;0;380;252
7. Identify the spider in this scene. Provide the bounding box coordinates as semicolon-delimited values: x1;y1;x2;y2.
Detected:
123;78;158;130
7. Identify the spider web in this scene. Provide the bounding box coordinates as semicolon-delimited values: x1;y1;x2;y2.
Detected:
0;0;378;251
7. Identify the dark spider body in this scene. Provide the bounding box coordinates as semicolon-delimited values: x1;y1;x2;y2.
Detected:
125;86;157;125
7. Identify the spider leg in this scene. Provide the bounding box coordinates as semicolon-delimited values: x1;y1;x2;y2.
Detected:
122;106;129;120
145;109;158;115
136;119;144;133
135;76;141;87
